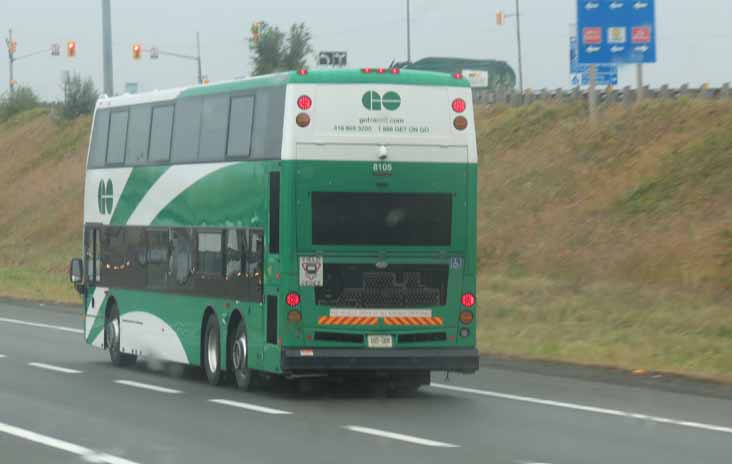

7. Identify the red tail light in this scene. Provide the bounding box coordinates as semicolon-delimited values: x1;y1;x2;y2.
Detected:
286;292;301;307
297;95;312;110
461;292;476;308
452;98;467;113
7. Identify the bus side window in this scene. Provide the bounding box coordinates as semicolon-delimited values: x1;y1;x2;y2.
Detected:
197;232;223;277
225;229;242;279
85;227;101;284
245;229;264;300
170;229;193;286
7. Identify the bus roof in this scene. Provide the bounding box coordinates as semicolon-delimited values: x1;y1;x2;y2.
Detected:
97;69;470;108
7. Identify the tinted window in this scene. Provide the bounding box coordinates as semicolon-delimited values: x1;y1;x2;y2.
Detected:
225;229;242;279
251;86;286;159
227;96;254;158
171;98;202;163
197;232;222;276
312;193;452;246
170;229;194;285
146;230;170;289
107;111;129;165
199;95;229;161
125;105;152;165
89;110;110;168
149;105;174;162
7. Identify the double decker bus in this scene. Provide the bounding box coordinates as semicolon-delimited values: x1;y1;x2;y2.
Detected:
69;68;479;392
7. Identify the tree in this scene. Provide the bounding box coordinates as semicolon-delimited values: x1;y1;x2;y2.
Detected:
0;86;40;121
249;22;313;76
61;72;98;120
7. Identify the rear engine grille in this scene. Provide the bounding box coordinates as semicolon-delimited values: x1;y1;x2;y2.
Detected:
398;332;447;343
314;332;365;344
316;264;448;308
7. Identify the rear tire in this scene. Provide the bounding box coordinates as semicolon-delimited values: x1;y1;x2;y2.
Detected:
106;304;137;367
229;320;256;391
203;315;224;386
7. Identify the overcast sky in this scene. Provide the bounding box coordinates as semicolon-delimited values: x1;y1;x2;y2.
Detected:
2;0;731;100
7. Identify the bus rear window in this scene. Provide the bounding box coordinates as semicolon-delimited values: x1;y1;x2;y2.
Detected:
312;192;452;246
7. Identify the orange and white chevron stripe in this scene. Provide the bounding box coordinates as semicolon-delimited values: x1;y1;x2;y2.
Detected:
383;317;444;326
318;316;379;326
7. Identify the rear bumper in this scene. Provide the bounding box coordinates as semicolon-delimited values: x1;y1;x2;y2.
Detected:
281;348;479;373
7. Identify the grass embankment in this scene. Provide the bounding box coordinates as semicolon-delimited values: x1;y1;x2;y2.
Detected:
0;108;88;303
0;101;730;381
476;100;732;382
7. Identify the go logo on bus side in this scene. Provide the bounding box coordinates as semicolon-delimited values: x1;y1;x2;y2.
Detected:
98;179;114;215
362;91;401;111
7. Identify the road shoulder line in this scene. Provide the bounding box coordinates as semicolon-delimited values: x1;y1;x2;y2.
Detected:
28;362;83;374
343;425;460;448
0;317;83;334
114;379;182;394
430;383;732;436
208;399;293;415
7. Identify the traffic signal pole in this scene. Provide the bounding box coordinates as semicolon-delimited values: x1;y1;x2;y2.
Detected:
6;28;15;94
102;0;114;96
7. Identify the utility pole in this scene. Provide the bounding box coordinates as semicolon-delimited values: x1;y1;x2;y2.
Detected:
514;0;524;94
196;32;203;85
406;0;412;63
5;28;15;94
101;0;114;96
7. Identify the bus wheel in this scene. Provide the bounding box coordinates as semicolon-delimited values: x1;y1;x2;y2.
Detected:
230;321;256;391
203;315;224;386
106;304;136;367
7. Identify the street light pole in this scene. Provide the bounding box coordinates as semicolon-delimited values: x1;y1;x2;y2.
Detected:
196;32;203;85
406;0;412;63
514;0;524;94
101;0;114;96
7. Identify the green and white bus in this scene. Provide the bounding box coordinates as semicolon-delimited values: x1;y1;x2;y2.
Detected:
69;68;479;391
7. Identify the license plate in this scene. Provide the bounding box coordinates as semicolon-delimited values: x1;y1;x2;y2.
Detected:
367;335;393;349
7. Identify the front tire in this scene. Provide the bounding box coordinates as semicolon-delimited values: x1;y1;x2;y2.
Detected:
106;304;136;367
203;315;224;386
229;320;256;391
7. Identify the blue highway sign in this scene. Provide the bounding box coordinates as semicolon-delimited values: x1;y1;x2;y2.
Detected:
570;36;618;86
577;0;656;64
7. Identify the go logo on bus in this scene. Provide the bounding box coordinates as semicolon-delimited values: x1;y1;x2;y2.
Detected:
362;91;401;111
98;179;114;215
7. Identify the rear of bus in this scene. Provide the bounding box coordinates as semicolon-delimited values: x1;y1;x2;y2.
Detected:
279;69;479;379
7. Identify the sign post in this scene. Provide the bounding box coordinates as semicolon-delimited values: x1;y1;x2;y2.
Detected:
318;51;348;67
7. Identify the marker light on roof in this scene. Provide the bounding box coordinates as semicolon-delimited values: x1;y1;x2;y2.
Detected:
362;67;373;73
391;68;400;74
377;68;386;74
297;69;308;76
453;72;463;80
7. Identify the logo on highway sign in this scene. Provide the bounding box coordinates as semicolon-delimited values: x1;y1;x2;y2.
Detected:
583;27;602;44
631;26;651;43
97;179;114;215
607;27;627;44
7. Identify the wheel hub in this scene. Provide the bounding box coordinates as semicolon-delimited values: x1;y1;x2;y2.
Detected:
207;327;219;372
233;336;247;371
106;318;119;349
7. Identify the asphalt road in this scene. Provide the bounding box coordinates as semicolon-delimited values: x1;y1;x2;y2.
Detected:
1;300;731;464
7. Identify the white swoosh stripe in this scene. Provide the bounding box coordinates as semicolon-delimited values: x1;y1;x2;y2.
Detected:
126;163;235;226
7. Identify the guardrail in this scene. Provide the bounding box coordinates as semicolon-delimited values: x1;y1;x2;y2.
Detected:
473;83;732;106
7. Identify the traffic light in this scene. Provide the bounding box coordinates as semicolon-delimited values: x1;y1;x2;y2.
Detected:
496;11;505;26
132;44;142;60
67;41;76;57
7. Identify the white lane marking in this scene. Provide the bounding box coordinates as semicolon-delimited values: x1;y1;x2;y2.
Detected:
114;380;182;394
0;317;83;334
28;362;83;374
208;399;293;415
343;425;460;448
0;420;140;464
431;383;732;436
